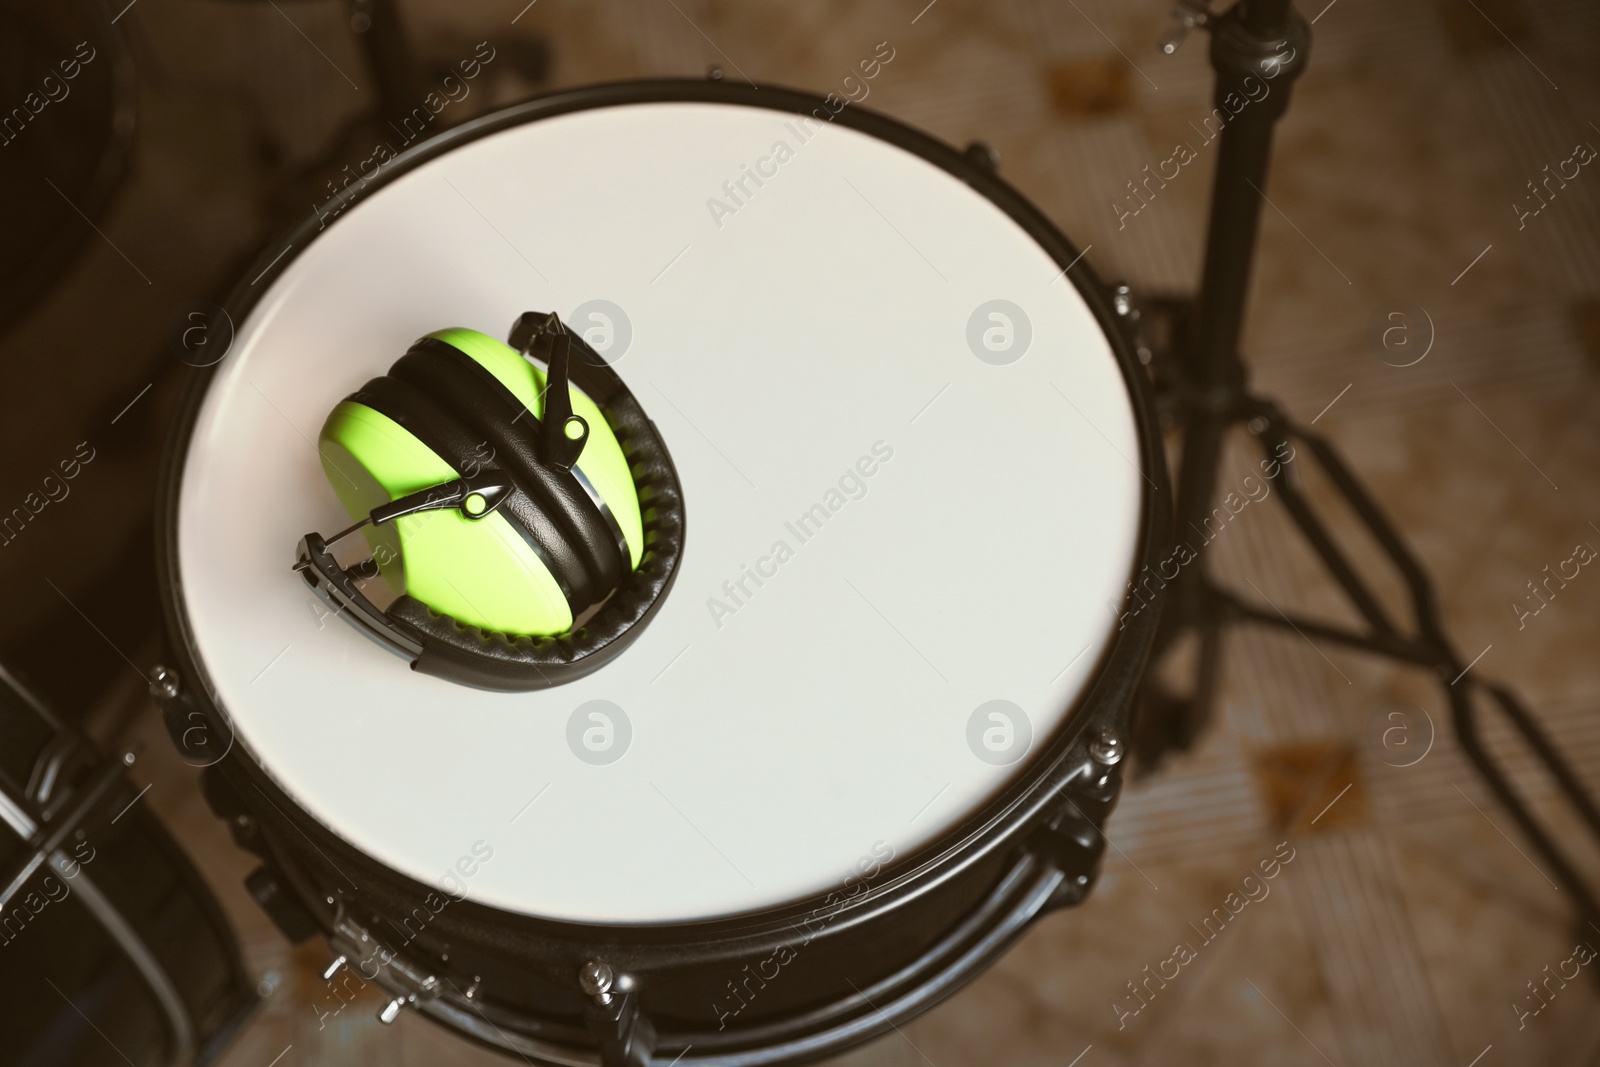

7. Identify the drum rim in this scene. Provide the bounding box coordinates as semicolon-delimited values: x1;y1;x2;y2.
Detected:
154;78;1168;944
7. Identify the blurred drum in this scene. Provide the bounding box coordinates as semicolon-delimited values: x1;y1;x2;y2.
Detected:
154;80;1165;1065
0;663;256;1067
0;0;134;334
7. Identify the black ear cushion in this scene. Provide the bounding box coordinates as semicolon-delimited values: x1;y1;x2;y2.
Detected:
387;341;626;604
350;375;599;611
384;355;686;692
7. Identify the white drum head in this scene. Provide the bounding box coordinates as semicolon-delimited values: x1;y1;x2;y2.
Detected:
175;99;1144;924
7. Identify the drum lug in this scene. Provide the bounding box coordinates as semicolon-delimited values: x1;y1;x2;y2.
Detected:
1033;725;1129;909
1108;283;1157;370
579;961;656;1067
151;663;200;758
1033;779;1117;910
148;664;181;703
326;906;443;1021
1088;726;1124;769
151;662;237;769
1089;725;1126;791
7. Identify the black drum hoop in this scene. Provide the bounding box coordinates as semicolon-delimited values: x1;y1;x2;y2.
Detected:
152;78;1171;1064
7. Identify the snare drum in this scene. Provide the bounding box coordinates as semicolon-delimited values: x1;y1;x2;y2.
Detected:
154;80;1166;1066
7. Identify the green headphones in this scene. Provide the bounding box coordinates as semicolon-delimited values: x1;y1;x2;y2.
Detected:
295;311;685;691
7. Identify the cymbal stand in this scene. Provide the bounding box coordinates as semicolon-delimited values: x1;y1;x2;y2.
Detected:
1132;0;1600;930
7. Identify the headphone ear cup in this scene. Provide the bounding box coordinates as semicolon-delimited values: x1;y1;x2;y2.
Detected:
424;327;643;572
331;375;590;633
382;347;686;690
390;338;628;601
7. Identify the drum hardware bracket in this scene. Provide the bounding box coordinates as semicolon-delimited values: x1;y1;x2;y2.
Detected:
327;903;444;1025
1087;727;1124;767
148;664;181;702
1159;0;1218;55
1032;760;1121;910
245;865;321;944
963;141;1000;173
579;961;657;1067
198;776;323;946
1137;0;1600;933
1028;722;1129;911
149;662;203;755
578;959;617;1005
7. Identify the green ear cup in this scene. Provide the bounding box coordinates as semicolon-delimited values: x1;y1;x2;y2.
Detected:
315;328;644;637
319;401;574;634
426;327;643;570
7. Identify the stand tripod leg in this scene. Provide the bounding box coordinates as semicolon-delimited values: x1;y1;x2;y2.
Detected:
1132;0;1598;934
1148;396;1600;928
1265;409;1600;928
1452;683;1600;923
1134;612;1223;767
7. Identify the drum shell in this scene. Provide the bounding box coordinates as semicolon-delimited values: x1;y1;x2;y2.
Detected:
171;582;1144;1053
153;79;1169;1062
196;703;1122;1047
